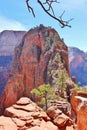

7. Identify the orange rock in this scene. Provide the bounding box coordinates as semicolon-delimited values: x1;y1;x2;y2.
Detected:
47;106;73;129
46;106;62;119
71;91;87;130
54;113;72;127
70;91;79;121
12;117;26;127
0;97;59;130
77;109;87;130
16;97;31;105
0;116;17;130
75;92;87;130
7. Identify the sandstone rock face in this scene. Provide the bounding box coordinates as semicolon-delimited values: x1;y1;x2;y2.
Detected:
0;97;58;130
77;107;87;130
76;94;87;130
70;91;79;118
71;91;87;117
0;25;69;112
71;91;87;130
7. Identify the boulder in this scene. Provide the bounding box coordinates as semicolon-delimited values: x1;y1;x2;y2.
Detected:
47;106;73;130
0;97;76;130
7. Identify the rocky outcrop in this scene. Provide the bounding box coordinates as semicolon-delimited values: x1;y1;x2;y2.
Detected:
71;91;87;115
50;100;71;115
47;106;73;130
0;97;58;130
68;47;87;86
0;30;26;96
0;97;74;130
71;91;87;130
0;25;69;113
76;96;87;130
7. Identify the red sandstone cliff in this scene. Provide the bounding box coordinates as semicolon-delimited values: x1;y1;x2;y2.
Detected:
0;25;69;113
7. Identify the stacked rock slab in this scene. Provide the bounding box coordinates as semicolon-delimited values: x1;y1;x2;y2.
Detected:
0;97;58;130
0;97;74;130
47;106;73;130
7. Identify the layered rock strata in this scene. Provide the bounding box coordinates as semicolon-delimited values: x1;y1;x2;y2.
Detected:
0;97;74;130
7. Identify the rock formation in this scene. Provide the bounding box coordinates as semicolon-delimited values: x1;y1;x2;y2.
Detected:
47;106;73;130
0;97;74;130
0;25;69;113
0;97;58;130
71;91;87;130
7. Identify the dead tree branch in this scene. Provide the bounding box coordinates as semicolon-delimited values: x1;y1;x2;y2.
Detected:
26;0;73;28
26;0;35;17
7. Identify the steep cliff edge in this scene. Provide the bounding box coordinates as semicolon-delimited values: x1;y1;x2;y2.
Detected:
0;25;69;112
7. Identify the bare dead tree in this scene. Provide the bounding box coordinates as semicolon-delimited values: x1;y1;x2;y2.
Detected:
26;0;73;28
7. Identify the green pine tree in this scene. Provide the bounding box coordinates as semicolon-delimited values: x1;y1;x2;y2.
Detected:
31;84;58;110
56;69;68;97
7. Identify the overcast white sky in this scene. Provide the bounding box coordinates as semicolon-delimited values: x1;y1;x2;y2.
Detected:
0;0;87;52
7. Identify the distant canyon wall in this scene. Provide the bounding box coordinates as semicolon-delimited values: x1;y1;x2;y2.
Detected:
0;30;26;96
68;47;87;86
